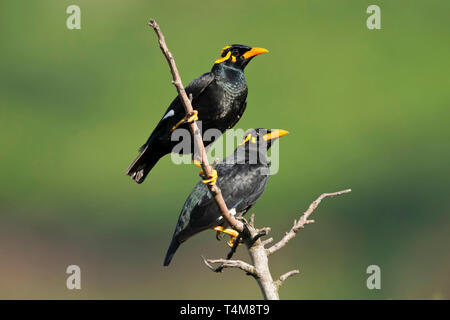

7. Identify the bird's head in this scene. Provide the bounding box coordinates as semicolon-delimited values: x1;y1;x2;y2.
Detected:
240;128;289;149
231;128;289;165
214;44;268;70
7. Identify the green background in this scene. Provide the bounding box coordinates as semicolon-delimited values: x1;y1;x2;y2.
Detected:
1;0;449;299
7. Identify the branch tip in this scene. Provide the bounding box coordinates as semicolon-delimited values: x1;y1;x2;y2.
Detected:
267;188;351;256
275;269;300;289
202;256;256;276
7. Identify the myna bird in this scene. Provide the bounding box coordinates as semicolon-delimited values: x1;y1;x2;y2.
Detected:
126;45;269;184
163;128;289;266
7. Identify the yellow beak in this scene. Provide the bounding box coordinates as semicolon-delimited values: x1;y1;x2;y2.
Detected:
242;47;269;60
262;129;289;141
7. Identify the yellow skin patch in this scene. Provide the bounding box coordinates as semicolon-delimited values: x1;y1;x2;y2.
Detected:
215;51;231;64
215;46;269;65
238;129;290;146
220;45;231;55
238;134;258;145
239;134;251;146
215;45;237;64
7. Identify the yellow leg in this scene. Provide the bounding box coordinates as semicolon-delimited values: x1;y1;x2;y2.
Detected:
170;110;199;132
194;160;218;186
213;226;241;247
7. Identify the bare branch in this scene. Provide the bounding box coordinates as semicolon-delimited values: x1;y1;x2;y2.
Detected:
211;157;220;169
275;269;300;289
202;256;256;276
249;227;271;246
267;189;351;256
249;213;255;227
147;19;244;233
261;237;273;247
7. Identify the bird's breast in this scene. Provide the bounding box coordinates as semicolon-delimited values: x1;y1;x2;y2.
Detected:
197;80;247;126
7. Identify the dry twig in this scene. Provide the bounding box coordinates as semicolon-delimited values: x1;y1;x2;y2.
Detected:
202;256;256;276
266;189;352;256
275;270;300;289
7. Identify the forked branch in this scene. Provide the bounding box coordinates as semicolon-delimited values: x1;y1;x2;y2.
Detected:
266;189;352;256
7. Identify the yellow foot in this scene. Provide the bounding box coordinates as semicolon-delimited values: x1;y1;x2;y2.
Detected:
213;226;241;247
170;110;199;132
193;159;202;167
194;160;217;186
201;169;217;186
194;160;218;186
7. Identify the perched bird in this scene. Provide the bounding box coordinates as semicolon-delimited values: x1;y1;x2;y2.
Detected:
163;128;289;266
126;44;269;184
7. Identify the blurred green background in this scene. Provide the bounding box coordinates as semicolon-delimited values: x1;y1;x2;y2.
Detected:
0;0;449;299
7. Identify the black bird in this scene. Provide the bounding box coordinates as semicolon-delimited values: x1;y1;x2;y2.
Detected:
126;45;268;184
163;128;289;266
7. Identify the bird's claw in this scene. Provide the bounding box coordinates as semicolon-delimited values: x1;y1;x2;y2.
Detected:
193;159;202;167
215;230;224;241
227;235;241;247
170;110;199;132
186;110;199;123
212;226;241;247
193;160;218;186
198;168;217;186
194;160;218;186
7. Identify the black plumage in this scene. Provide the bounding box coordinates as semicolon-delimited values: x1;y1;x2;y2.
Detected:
164;128;289;266
126;45;268;183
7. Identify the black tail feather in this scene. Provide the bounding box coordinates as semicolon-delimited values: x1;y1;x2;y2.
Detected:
126;145;161;184
164;238;181;266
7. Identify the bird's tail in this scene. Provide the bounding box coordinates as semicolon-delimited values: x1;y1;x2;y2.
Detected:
163;238;181;266
126;145;161;184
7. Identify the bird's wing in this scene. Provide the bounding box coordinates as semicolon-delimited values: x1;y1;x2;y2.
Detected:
168;163;231;242
219;164;269;215
227;100;247;129
140;72;215;151
170;164;269;243
170;181;210;241
184;72;216;97
197;164;268;211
